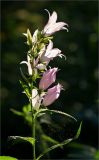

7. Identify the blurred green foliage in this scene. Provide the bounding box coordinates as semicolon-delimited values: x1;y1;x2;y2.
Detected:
1;0;98;159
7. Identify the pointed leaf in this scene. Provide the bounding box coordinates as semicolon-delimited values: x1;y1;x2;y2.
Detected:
74;121;82;139
9;136;35;146
10;108;23;116
48;109;77;121
36;108;77;122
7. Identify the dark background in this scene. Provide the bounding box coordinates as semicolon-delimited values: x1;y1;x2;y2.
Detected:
1;0;98;159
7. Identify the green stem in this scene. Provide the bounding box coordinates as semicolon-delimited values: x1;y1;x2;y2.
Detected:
31;101;36;160
33;115;36;160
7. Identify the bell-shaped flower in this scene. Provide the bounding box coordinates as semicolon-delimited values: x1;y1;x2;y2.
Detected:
20;55;33;76
32;89;41;110
42;10;68;36
41;40;64;65
43;83;62;106
39;67;58;90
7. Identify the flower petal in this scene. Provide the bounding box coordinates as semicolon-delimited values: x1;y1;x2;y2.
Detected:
45;48;61;58
43;11;57;33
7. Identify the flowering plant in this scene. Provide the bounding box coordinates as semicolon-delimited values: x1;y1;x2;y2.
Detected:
8;10;82;160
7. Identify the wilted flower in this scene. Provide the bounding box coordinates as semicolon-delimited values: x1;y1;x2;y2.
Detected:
43;83;62;106
42;10;68;36
39;67;58;90
20;55;33;76
32;89;41;110
41;40;64;65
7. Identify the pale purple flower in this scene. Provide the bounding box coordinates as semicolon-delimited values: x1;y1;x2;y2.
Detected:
43;83;62;106
32;89;41;110
41;40;65;65
42;10;68;36
20;55;32;76
39;67;58;90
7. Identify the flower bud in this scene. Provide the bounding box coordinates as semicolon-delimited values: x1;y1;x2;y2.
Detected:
32;29;39;44
43;83;62;106
32;89;41;110
39;68;58;90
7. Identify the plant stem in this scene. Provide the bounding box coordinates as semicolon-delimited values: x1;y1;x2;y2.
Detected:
33;115;36;160
31;101;36;160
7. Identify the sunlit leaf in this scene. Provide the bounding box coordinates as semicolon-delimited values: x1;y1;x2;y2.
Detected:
27;28;32;46
0;156;17;160
37;108;77;121
22;104;31;113
9;136;35;146
74;121;82;139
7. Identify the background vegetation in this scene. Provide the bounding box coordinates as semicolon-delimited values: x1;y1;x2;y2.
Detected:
1;0;98;159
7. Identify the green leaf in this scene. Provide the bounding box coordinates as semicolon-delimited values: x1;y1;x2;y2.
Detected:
19;80;30;98
41;135;61;146
10;108;23;116
9;136;35;146
95;150;99;159
36;108;77;122
0;156;17;160
36;138;73;160
36;122;82;160
74;121;82;139
48;109;77;121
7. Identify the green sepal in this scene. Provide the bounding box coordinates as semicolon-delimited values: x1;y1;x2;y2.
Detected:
9;136;35;146
26;29;33;46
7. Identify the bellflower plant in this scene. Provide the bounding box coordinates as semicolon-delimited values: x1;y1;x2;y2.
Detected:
8;10;82;160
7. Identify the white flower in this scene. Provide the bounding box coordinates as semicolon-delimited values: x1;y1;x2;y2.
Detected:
32;89;41;110
41;40;65;65
42;10;68;36
20;55;32;76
